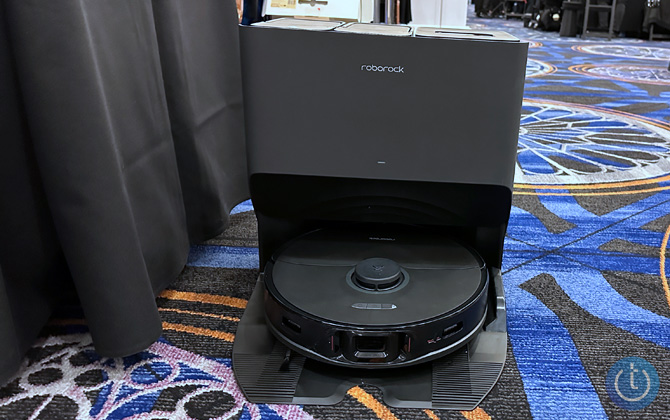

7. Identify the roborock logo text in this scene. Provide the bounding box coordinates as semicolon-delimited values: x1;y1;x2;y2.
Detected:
361;64;405;73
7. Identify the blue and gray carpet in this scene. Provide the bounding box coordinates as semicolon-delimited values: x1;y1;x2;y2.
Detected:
2;11;670;420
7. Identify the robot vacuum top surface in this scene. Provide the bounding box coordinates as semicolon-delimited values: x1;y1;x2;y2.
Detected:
267;227;487;326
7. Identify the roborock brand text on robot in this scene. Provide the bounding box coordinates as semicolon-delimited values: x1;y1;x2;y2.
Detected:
361;64;405;73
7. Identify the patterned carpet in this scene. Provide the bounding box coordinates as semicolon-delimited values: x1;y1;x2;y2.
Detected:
2;11;670;420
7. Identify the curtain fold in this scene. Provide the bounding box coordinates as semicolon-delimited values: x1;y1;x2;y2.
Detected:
152;0;248;243
0;1;71;383
0;0;248;385
0;271;20;384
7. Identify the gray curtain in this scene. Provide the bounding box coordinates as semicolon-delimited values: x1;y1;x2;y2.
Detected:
0;0;247;385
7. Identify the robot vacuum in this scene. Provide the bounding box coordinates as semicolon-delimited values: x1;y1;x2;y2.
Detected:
232;18;527;410
264;226;489;368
